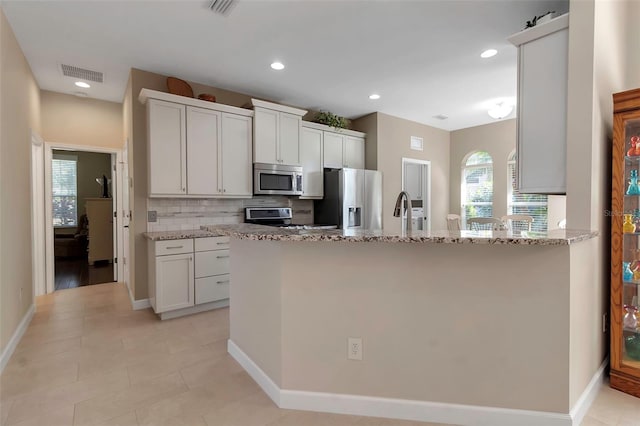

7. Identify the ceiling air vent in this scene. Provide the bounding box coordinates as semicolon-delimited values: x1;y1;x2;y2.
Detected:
209;0;236;16
60;64;104;83
433;114;449;120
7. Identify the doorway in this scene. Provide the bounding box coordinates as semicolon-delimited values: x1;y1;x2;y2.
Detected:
43;143;123;294
402;158;431;231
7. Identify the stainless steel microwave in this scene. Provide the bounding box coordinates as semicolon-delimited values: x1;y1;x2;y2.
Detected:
253;163;303;196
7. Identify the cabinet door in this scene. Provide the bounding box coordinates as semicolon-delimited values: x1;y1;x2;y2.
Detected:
300;127;323;198
155;253;194;313
187;106;221;196
148;99;186;195
323;131;344;168
221;113;252;196
517;27;568;194
279;112;301;165
344;136;365;169
254;108;278;164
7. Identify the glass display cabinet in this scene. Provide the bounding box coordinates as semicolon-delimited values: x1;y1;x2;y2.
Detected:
611;88;640;398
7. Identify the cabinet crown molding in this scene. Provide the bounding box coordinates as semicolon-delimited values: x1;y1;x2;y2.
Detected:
507;13;569;46
139;89;254;117
251;98;308;116
301;120;366;138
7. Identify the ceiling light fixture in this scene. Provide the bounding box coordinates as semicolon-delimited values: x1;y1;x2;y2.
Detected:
488;102;513;119
75;81;90;88
270;62;285;70
480;49;498;58
369;94;380;100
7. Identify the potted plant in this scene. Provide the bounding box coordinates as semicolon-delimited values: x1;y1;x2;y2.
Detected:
524;11;556;29
314;111;349;129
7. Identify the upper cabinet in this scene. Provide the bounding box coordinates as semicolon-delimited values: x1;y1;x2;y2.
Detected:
301;122;366;170
140;89;253;198
251;99;307;166
344;135;365;169
300;126;324;199
508;13;569;194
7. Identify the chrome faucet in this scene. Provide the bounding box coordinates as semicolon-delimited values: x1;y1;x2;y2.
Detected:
393;191;413;232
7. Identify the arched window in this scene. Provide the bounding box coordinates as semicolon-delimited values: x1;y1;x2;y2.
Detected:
461;151;493;226
507;152;548;231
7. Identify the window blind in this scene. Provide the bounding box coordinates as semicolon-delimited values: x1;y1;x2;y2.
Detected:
508;158;548;231
52;157;77;227
461;152;493;226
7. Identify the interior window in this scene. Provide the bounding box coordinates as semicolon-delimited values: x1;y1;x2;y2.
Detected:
461;151;493;227
52;154;78;227
507;152;548;231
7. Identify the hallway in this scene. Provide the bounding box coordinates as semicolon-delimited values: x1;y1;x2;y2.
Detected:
0;283;637;426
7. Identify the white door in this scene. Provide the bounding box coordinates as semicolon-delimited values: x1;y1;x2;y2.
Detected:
221;113;252;196
278;112;301;165
156;253;194;312
148;99;186;195
300;127;323;198
119;146;130;290
402;158;431;232
187;106;221;196
344;136;365;169
323;132;344;168
253;108;278;164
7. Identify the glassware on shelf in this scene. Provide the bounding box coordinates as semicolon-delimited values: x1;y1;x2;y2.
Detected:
627;170;640;195
625;305;639;329
623;262;634;281
629;136;640;156
623;214;636;233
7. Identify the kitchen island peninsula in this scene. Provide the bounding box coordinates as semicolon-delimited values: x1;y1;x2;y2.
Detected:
203;224;602;426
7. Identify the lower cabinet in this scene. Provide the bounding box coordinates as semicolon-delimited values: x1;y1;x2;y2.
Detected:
148;236;230;318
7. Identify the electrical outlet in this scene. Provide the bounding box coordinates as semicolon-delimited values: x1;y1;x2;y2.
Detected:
348;337;363;361
602;313;608;333
148;210;157;222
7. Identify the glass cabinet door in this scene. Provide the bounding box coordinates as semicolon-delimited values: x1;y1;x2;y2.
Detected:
620;113;640;372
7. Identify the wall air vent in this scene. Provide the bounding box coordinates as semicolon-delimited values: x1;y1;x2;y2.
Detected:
209;0;236;16
60;64;104;83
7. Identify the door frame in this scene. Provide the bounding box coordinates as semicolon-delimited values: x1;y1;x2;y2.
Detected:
401;157;432;232
31;131;46;296
43;142;123;294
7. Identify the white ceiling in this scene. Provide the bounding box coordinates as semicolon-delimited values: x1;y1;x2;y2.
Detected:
2;0;568;131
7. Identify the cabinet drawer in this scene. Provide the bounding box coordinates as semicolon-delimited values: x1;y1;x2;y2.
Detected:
155;239;193;256
194;250;230;278
195;275;230;304
194;236;230;252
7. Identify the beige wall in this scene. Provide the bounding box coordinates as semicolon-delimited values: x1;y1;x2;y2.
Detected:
449;119;516;224
41;90;123;149
353;113;449;232
0;7;40;354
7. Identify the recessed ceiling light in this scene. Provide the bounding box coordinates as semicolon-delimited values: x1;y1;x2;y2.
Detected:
369;94;380;100
270;62;285;70
75;81;90;88
480;49;498;59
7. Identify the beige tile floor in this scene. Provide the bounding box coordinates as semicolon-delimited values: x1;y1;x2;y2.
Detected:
0;282;637;426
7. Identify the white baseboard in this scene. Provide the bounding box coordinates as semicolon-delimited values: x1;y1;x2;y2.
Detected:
228;339;599;426
0;304;35;374
159;299;229;320
569;358;608;426
126;281;150;310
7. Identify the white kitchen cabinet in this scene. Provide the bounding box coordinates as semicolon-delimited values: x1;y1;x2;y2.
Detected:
508;14;568;194
251;99;307;166
147;99;186;195
148;238;193;314
300;126;324;198
323;132;344;169
187;106;220;196
148;236;230;319
344;136;365;169
221;113;252;196
140;89;254;198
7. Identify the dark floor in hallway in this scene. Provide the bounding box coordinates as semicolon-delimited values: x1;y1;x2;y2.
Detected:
54;256;115;290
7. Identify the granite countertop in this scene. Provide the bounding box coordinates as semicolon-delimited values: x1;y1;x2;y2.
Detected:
143;229;225;241
200;224;598;245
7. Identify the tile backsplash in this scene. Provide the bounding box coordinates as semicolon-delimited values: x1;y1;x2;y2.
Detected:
146;196;313;232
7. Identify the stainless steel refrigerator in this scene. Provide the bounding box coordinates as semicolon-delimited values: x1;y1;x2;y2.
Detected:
314;168;382;230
